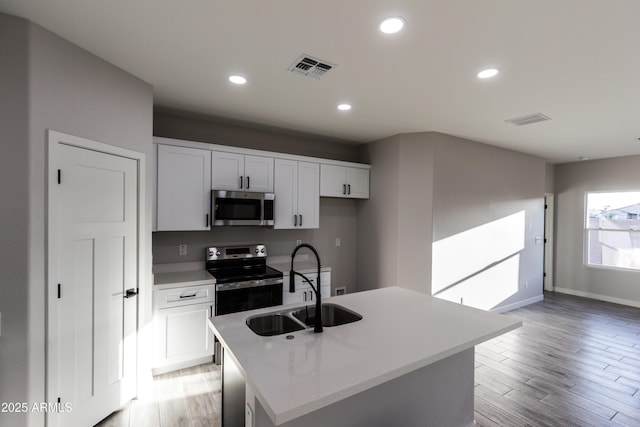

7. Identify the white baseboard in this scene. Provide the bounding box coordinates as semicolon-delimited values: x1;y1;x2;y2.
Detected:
491;294;544;313
554;287;640;309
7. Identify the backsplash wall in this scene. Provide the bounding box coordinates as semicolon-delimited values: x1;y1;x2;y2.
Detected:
153;198;358;295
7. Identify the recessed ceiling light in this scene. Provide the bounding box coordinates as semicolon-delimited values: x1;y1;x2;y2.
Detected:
379;17;406;34
337;104;352;111
229;75;247;85
477;68;499;79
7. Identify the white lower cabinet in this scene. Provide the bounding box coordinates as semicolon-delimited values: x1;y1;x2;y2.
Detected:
283;271;331;305
153;284;215;374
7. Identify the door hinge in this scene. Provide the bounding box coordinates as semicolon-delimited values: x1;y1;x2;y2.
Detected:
57;169;61;184
57;283;61;299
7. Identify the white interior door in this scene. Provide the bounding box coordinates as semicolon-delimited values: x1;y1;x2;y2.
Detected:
49;138;139;426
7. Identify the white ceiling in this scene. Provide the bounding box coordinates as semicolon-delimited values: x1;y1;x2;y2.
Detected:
2;0;640;163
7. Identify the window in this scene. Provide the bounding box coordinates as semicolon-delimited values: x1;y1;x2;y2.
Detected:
586;191;640;270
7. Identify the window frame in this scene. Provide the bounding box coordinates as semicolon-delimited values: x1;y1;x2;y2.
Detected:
584;190;640;272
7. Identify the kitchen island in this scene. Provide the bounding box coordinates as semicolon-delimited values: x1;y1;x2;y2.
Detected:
208;286;521;427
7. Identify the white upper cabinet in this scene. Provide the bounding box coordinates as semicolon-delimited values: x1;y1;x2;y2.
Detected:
156;144;211;231
274;159;319;229
211;151;274;192
320;164;369;199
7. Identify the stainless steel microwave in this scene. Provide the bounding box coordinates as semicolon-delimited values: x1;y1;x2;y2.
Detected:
211;190;274;226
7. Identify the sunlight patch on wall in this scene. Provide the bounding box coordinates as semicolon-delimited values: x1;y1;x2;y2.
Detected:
435;254;520;310
431;211;525;309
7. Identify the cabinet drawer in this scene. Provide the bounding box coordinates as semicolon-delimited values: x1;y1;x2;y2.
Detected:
154;284;215;309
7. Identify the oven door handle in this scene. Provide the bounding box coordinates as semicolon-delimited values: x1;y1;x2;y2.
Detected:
216;278;283;291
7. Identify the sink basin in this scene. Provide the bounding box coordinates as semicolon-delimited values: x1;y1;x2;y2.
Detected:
246;313;305;336
292;303;363;327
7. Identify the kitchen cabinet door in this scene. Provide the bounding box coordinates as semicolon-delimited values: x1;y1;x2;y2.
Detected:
320;164;370;199
157;144;211;231
319;164;347;197
282;272;331;305
274;159;319;229
212;151;274;192
274;159;298;229
244;155;274;192
153;302;214;371
346;167;370;199
211;151;244;191
297;161;320;229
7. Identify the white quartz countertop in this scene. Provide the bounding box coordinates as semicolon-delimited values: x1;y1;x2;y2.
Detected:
208;286;521;425
267;260;331;275
153;269;215;289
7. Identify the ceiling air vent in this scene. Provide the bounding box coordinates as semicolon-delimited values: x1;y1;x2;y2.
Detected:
288;54;337;79
505;113;552;126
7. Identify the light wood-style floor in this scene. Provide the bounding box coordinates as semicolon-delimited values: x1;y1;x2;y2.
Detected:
97;292;640;427
96;363;220;427
475;292;640;427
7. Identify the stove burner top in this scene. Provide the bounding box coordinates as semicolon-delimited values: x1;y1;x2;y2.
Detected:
206;265;282;284
205;244;283;285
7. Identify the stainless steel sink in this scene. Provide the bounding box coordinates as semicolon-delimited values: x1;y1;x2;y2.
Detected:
246;313;305;336
246;303;362;336
292;303;363;327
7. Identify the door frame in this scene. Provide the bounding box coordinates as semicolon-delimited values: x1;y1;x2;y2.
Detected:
543;193;555;291
46;130;148;424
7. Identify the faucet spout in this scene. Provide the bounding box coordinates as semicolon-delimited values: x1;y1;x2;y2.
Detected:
289;243;323;333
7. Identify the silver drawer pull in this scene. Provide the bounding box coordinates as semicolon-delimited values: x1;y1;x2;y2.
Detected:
179;292;197;299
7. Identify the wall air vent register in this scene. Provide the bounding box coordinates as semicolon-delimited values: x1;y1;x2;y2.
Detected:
288;54;337;79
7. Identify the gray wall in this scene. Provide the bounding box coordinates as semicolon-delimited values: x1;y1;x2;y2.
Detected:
555;155;640;305
355;136;401;290
154;108;363;163
152;110;363;294
0;13;30;424
0;13;154;427
431;133;545;311
153;198;358;293
357;132;545;312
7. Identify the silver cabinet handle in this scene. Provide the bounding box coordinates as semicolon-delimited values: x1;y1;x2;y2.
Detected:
239;175;243;189
299;214;302;227
309;291;313;301
246;176;250;189
179;292;197;299
343;184;346;195
347;184;351;195
303;291;307;301
294;215;298;226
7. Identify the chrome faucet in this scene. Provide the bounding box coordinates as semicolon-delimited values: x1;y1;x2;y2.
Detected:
289;243;323;333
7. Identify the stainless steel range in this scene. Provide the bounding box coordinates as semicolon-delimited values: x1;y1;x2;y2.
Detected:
206;244;283;316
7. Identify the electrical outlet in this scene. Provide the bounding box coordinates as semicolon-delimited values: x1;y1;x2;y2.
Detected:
335;238;341;247
296;239;302;246
179;244;188;256
335;287;346;296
